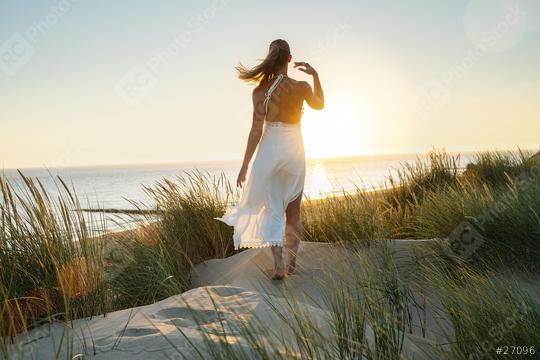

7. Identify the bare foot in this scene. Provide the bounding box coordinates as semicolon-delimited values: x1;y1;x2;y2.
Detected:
272;265;285;280
286;260;297;275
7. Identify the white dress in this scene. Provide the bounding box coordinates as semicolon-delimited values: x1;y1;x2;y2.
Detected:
216;75;306;249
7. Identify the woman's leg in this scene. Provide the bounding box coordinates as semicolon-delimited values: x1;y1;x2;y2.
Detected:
271;246;284;280
285;193;302;275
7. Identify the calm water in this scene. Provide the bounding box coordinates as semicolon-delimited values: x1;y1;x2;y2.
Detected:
3;153;474;232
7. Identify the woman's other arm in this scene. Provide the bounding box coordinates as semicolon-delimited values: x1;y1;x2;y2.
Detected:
237;90;264;188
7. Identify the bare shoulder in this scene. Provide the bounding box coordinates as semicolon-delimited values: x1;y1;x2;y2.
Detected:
283;77;310;95
252;85;265;101
295;80;312;93
252;85;265;95
284;77;303;86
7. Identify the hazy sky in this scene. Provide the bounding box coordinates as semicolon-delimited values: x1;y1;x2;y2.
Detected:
1;0;539;168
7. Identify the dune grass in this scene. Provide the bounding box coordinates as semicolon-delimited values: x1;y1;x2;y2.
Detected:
2;149;540;359
424;261;540;359
300;150;463;243
110;171;236;309
303;149;540;264
464;149;537;187
0;173;107;352
413;175;540;265
165;243;539;359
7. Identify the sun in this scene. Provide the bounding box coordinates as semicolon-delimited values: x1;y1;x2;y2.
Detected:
301;97;370;159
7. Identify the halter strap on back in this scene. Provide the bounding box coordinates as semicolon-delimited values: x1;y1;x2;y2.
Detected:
263;74;285;122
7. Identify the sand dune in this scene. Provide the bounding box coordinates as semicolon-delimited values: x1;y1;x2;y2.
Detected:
8;240;459;359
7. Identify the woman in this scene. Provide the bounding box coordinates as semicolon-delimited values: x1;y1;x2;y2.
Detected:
216;39;324;280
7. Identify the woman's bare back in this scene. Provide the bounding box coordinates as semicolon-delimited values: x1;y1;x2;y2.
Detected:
253;76;308;124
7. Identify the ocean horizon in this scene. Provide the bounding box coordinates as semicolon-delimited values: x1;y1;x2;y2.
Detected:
3;151;479;212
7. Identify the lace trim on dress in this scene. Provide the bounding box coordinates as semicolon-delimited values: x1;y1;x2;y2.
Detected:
235;239;284;250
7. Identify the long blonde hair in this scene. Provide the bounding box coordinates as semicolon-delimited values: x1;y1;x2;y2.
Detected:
236;39;290;85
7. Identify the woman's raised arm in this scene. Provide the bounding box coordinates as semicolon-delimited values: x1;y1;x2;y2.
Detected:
294;62;324;110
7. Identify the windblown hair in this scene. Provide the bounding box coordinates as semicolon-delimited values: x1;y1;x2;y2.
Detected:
236;39;290;85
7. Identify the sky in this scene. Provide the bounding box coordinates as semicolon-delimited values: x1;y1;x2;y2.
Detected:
1;0;539;169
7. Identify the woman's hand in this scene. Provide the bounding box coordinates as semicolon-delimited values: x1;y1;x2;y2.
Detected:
236;164;248;188
294;62;317;76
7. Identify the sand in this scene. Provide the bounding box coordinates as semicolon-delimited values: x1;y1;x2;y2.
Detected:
8;240;451;359
10;239;539;359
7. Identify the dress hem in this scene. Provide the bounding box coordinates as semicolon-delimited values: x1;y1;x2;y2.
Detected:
235;240;284;250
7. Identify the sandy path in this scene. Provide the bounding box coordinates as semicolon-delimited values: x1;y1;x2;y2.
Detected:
8;240;447;359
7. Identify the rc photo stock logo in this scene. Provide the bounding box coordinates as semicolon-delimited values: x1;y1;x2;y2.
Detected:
0;33;36;76
412;0;529;121
0;0;80;76
114;0;229;105
446;219;485;261
115;64;159;106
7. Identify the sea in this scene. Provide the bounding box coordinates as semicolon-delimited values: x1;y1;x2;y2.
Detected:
3;152;474;233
